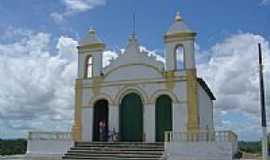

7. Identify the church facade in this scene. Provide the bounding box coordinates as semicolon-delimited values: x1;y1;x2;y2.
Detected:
72;12;215;143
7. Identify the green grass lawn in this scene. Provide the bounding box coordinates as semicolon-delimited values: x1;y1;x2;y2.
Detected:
0;139;27;155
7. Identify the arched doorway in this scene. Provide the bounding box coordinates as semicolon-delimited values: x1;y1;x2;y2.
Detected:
155;95;172;142
93;99;109;141
120;93;143;141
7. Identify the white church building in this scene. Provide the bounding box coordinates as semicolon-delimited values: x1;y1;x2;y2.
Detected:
26;12;238;160
72;12;215;142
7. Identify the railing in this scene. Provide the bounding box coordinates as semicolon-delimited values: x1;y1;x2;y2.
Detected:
164;130;238;155
164;130;237;143
28;131;72;140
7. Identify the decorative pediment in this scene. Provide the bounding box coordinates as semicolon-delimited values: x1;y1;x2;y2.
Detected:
103;35;164;81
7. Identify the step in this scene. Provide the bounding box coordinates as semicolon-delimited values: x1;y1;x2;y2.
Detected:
75;142;164;147
63;156;162;160
62;142;164;160
65;153;162;158
67;150;163;155
74;144;164;147
76;142;164;145
72;145;164;149
70;147;164;151
75;143;164;148
71;146;164;151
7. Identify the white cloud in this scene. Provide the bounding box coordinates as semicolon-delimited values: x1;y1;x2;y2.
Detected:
197;33;270;140
0;30;78;138
57;36;78;60
51;0;106;23
0;29;120;138
63;0;106;14
261;0;270;5
103;50;118;67
50;12;65;24
140;46;165;63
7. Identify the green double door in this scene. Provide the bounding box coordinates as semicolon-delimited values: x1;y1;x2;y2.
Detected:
155;95;172;142
120;93;143;141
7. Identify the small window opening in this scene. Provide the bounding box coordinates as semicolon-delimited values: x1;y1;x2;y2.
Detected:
176;47;184;70
86;56;93;78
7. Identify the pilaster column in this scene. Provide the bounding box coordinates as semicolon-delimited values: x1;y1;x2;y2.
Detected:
186;69;200;131
72;79;82;141
109;104;119;134
144;103;155;142
81;107;93;141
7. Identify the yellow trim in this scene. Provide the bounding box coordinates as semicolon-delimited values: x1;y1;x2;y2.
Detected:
164;32;196;43
78;43;105;50
72;79;82;141
115;85;149;105
80;75;186;89
92;76;104;97
89;93;114;107
150;89;180;104
186;69;200;131
164;71;177;90
165;32;196;38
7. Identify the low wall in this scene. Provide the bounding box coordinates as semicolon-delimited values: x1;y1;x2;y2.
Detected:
165;142;233;160
26;131;73;160
1;155;26;160
164;130;238;160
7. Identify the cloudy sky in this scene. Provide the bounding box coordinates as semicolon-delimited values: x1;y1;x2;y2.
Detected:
0;0;269;141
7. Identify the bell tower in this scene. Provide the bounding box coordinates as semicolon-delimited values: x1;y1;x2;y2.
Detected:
164;12;200;131
77;28;105;79
72;28;105;141
164;11;197;71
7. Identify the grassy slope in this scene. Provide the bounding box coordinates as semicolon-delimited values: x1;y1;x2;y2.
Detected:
0;139;27;155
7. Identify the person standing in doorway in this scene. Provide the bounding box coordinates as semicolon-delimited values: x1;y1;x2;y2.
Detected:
99;120;106;141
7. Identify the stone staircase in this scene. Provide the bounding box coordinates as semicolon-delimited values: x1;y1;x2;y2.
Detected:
62;142;165;160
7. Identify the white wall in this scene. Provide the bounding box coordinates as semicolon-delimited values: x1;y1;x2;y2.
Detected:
198;84;214;130
27;139;73;159
1;155;26;160
165;142;233;160
79;79;189;142
104;64;162;82
81;107;93;141
173;102;187;132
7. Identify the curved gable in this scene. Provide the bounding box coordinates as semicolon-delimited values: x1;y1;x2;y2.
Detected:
104;63;163;81
103;38;165;82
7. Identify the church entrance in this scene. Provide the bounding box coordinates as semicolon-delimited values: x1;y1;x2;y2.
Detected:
120;93;143;141
155;95;172;142
93;99;108;141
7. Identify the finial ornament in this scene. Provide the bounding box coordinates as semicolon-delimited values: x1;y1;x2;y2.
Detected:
175;11;182;22
88;26;96;34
